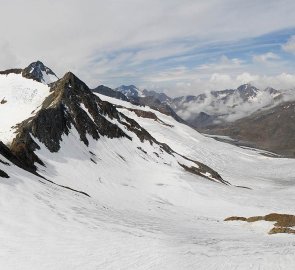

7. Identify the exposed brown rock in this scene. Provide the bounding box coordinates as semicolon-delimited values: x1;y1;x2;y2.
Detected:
128;108;174;127
0;68;22;75
1;98;7;104
225;213;295;235
224;216;247;221
269;227;295;235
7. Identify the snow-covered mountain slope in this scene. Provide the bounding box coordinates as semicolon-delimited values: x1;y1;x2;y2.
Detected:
1;66;295;269
0;73;51;144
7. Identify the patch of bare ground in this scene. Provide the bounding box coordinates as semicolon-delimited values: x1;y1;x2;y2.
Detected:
128;108;174;127
225;213;295;235
1;98;7;104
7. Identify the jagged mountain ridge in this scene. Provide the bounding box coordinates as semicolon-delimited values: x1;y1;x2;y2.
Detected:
110;83;288;129
168;83;285;128
0;62;226;186
94;85;185;124
0;60;58;84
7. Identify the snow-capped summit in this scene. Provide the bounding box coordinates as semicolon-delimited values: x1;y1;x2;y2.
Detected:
236;83;259;101
22;60;58;84
115;85;143;98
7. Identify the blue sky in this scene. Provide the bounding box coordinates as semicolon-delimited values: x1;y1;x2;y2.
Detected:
87;27;295;95
1;0;295;96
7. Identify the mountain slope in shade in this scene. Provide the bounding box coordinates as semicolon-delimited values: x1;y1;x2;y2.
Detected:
202;100;295;157
92;85;129;101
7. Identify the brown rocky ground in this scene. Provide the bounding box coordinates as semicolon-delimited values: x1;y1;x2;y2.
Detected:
225;213;295;235
202;101;295;158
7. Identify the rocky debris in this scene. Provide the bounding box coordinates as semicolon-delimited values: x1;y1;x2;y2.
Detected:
225;213;295;235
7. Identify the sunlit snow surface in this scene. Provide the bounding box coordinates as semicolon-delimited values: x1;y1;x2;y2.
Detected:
0;73;50;143
0;92;295;269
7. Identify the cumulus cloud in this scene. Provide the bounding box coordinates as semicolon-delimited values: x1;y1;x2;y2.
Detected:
282;35;295;54
252;52;280;63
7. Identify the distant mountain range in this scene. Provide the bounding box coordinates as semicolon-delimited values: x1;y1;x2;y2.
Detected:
91;83;295;157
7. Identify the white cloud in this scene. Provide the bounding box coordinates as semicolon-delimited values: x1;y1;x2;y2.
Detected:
282;35;295;54
0;0;295;94
144;69;295;97
252;52;280;63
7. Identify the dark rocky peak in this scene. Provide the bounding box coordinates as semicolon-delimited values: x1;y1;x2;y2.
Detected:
22;60;58;84
92;85;129;101
236;84;259;101
141;89;172;103
9;72;130;168
264;87;280;95
211;89;235;98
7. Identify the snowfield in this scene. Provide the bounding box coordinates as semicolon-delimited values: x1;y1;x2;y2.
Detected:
1;91;295;269
0;73;50;143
